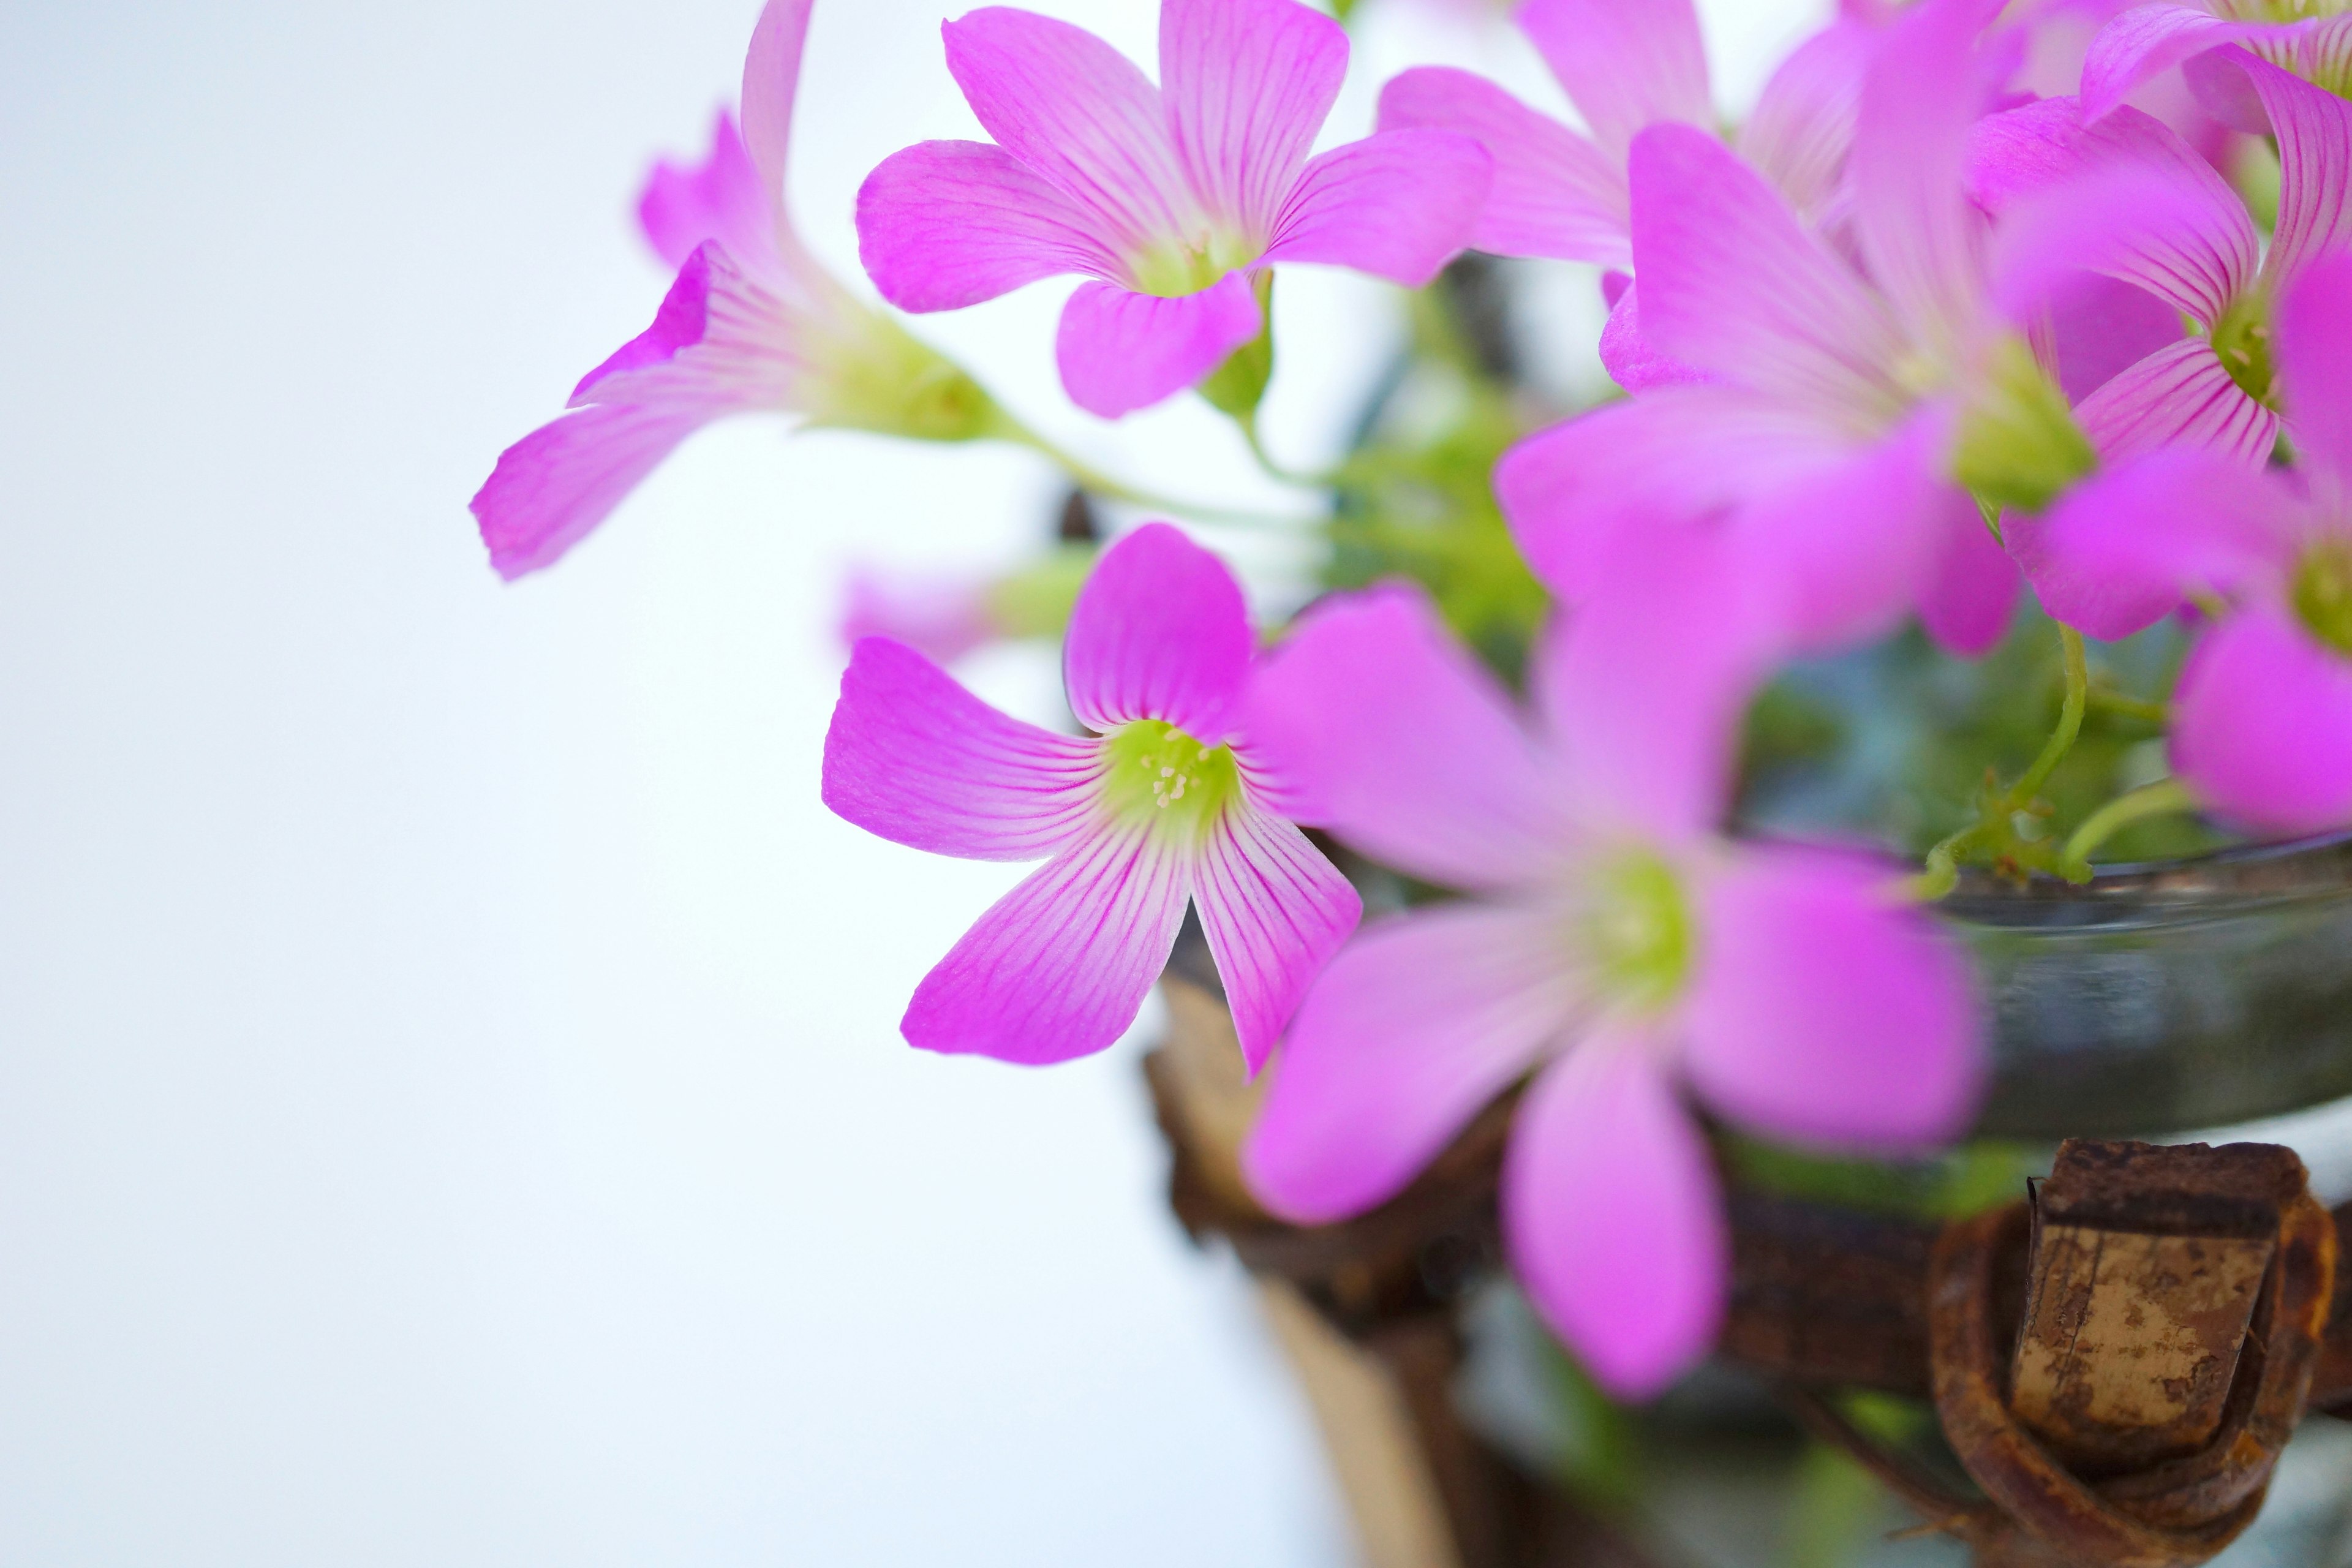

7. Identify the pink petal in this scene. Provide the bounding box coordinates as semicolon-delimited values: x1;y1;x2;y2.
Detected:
1377;67;1630;267
857;140;1125;312
1535;524;1779;845
1738;15;1876;221
1680;847;1983;1149
2236;51;2352;288
2010;446;2299;639
1242;902;1575;1223
2278;252;2352;499
2082;2;2248;121
839;565;998;667
2073;336;2280;464
1503;1040;1727;1400
821;636;1103;860
1918;486;2021;657
2042;271;2190;405
565;244;810;415
1054;273;1263;418
1191;799;1362;1074
902;822;1191;1065
1241;582;1574;891
1063;521;1254;738
1726;410;1952;654
2173;608;2352;835
1261;130;1492;287
472;401;710;581
739;0;816;200
1496;389;1852;602
1517;0;1713;158
1159;0;1347;239
639;110;778;275
1977;103;2257;328
1627;124;1904;416
941;7;1193;260
570;246;723;404
1849;0;2003;352
1597;279;1714;391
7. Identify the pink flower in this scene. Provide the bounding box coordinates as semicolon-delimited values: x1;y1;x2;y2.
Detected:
1970;55;2352;465
1239;530;1982;1397
823;523;1360;1068
853;0;1493;419
2081;0;2352;126
1495;0;2034;659
2019;255;2352;835
473;0;1001;580
836;545;1096;666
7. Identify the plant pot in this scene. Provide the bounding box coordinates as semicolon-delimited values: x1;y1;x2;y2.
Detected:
1146;834;2352;1568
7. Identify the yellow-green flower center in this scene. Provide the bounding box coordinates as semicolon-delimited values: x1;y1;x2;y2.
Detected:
2212;0;2341;21
1581;850;1696;1015
2210;293;2278;408
1128;230;1259;299
1101;718;1243;839
2293;539;2352;657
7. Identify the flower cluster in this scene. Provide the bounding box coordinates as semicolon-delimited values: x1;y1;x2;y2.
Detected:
479;0;2352;1396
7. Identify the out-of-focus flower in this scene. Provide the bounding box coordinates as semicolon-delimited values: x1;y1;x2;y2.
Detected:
473;0;1005;580
854;0;1491;418
1240;531;1981;1396
837;545;1098;666
2081;0;2352;125
1377;0;1880;388
1497;0;2065;659
2020;255;2352;834
823;523;1360;1068
1970;55;2352;464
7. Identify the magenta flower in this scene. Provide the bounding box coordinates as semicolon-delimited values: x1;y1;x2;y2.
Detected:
2019;255;2352;835
836;545;1096;666
823;523;1360;1068
853;0;1493;419
473;0;1000;580
1495;0;2032;658
2081;0;2352;125
1970;55;2352;465
1375;0;1879;386
1239;532;1982;1396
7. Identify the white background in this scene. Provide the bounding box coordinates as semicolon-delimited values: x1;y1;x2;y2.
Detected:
0;1;1806;1561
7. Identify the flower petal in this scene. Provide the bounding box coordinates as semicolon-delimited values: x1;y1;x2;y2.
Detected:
857;140;1125;311
1919;486;2021;657
1261;130;1492;287
1738;15;1875;221
2009;445;2299;640
1597;278;1714;390
941;7;1194;261
639;111;778;275
2072;336;2280;465
902;821;1191;1064
739;0;816;202
1055;273;1263;418
1376;67;1630;267
1504;1039;1727;1400
1628;124;1904;415
822;636;1103;859
2173;608;2352;835
1849;0;2003;353
2082;3;2248;122
1681;847;1983;1148
1534;524;1778;845
1516;0;1713;157
2278;252;2352;500
1160;0;1346;239
1242;902;1575;1223
1977;101;2257;328
1242;582;1574;890
1063;521;1254;738
472;401;710;581
1192;799;1361;1073
2163;611;2352;842
2043;271;2190;405
2236;51;2352;288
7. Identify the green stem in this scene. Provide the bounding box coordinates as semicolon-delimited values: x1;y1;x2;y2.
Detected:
2086;688;2171;726
2010;625;2090;808
1237;414;1337;490
1904;828;1978;903
997;421;1316;532
2058;778;2199;883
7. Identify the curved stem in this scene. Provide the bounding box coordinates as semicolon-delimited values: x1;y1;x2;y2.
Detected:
2010;625;2090;809
1904;827;1980;903
2057;778;2199;883
1238;413;1338;491
1911;624;2092;901
2086;688;2169;726
995;421;1316;532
